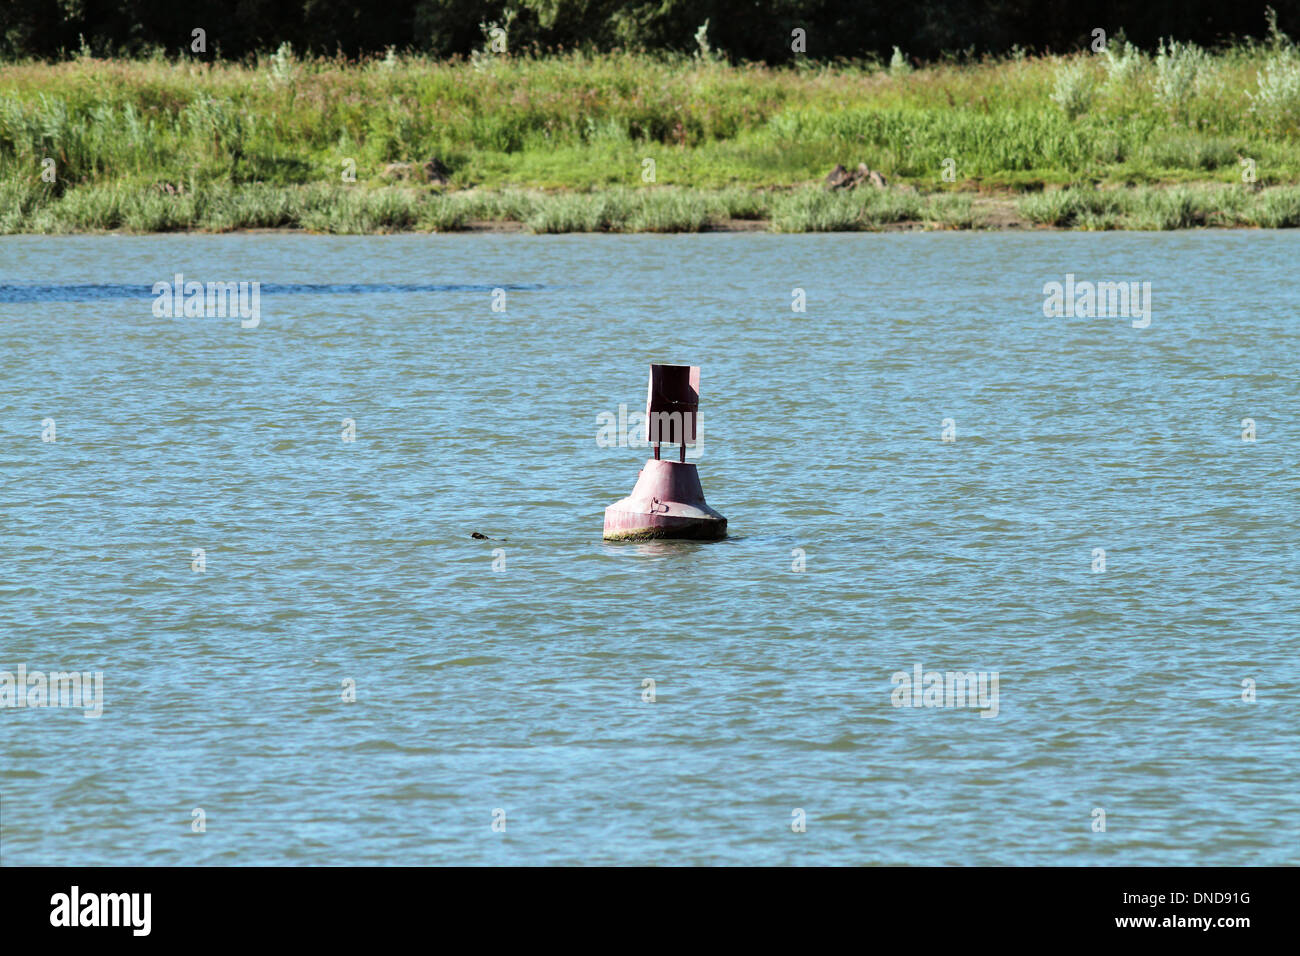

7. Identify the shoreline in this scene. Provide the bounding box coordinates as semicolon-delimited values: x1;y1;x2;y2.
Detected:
5;188;1298;235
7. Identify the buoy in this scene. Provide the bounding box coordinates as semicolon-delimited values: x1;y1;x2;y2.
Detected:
603;364;727;541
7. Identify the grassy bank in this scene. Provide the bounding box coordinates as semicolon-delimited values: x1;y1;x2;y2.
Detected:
6;180;1300;233
10;179;1300;234
3;39;1300;232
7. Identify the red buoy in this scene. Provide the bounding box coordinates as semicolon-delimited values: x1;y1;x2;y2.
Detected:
603;365;728;541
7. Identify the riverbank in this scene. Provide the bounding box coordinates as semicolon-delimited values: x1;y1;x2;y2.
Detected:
3;43;1300;232
5;182;1300;233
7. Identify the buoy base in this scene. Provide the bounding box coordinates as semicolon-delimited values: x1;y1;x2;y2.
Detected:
603;459;727;541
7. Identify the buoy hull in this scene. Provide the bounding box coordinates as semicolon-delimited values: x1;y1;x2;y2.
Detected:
603;459;727;541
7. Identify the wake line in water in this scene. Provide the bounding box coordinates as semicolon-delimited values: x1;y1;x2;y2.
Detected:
0;282;545;304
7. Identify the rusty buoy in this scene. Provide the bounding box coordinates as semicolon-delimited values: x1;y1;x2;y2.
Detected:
603;364;728;541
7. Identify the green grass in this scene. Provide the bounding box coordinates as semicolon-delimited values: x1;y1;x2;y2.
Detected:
3;44;1300;232
7;178;1300;234
1015;183;1300;229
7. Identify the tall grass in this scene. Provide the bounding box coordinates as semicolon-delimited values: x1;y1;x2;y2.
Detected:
2;43;1300;232
3;43;1300;195
6;179;1300;234
1016;184;1300;229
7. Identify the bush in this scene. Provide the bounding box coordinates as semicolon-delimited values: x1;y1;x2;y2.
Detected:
1154;39;1211;114
1247;186;1300;226
1124;186;1205;230
1050;60;1096;119
1249;53;1300;132
770;189;865;232
1102;39;1145;92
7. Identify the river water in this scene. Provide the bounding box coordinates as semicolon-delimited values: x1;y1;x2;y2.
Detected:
1;232;1297;865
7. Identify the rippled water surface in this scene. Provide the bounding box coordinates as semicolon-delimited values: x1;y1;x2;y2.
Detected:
1;232;1297;865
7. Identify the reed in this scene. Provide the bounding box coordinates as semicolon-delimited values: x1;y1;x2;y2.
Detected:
9;181;1300;234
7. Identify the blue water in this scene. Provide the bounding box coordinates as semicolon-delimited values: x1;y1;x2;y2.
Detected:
0;281;544;303
1;232;1297;865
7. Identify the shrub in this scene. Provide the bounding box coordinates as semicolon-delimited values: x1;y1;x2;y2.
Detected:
1154;39;1211;113
1248;53;1300;131
1050;60;1096;119
1102;39;1145;92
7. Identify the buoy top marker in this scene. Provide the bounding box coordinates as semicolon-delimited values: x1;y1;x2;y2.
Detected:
647;363;699;463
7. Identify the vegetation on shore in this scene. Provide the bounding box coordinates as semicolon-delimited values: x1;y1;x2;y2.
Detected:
3;26;1300;233
6;180;1300;233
